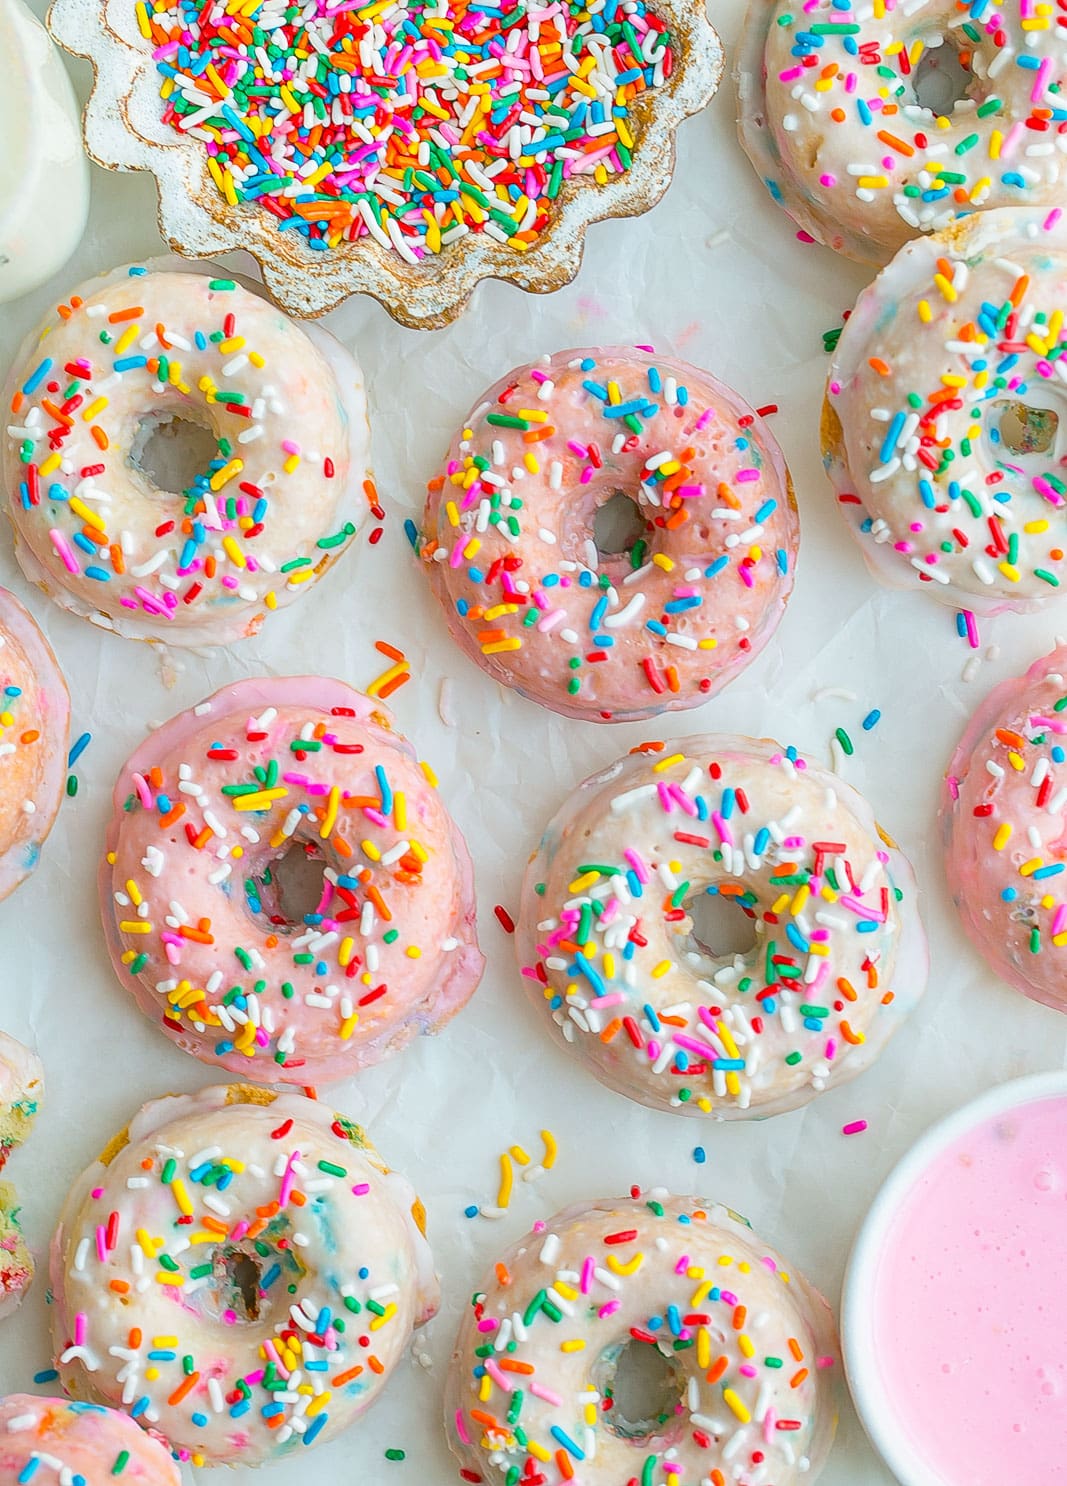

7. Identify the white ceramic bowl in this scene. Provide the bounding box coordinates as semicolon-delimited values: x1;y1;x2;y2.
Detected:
841;1069;1067;1486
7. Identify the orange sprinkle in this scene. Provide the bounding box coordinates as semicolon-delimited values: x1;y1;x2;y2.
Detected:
599;1017;622;1043
168;1373;200;1406
91;425;108;451
19;730;39;745
108;306;144;323
868;357;892;376
332;1365;364;1386
995;728;1026;748
791;1368;810;1389
158;803;185;829
499;1359;535;1375
877;130;914;156
128;1328;142;1349
732;1305;747;1330
707;1355;729;1384
494;1262;512;1286
788;1337;805;1361
109;1280;130;1294
375;640;406;663
836;977;857;1002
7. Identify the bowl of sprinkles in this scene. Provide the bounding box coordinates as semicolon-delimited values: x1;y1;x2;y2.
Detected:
48;0;724;328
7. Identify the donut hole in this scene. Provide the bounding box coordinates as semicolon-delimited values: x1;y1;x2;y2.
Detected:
593;490;646;557
685;888;759;961
996;400;1060;457
213;1244;264;1323
129;413;220;497
251;840;328;930
911;42;972;116
596;1339;685;1440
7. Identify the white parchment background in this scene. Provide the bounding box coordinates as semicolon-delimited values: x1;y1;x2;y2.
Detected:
2;2;1066;1481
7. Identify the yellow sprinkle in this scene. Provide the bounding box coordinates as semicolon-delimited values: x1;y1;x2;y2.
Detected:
723;1389;751;1424
482;638;523;654
561;1339;586;1353
998;561;1021;583
306;1391;332;1417
156;1273;184;1287
651;960;672;979
652;553;675;572
361;839;382;862
738;1334;755;1359
119;920;152;935
405;946;422;959
934;273;957;303
1019;858;1043;877
1008;750;1026;772
233;788;288;812
114;323;140;356
420;761;438;788
320;785;340;839
126;880;142;907
283;453;301;475
39;452;61;478
653;752;685;772
697;1327;711;1369
137;1229;162;1257
606;1251;644;1276
527;1441;552;1464
569;870;600;892
790;884;810;916
210;458;243;491
918;299;933;323
222;535;246;569
509;1145;531;1166
340;1014;359;1040
171;1180;194;1217
370;1304;397;1332
691;1281;713;1308
541;1130;558;1169
81;396;108;423
993;823;1012;851
498;1152;514;1208
1025;519;1050;534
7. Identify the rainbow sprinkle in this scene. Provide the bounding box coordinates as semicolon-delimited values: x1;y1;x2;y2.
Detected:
141;0;674;260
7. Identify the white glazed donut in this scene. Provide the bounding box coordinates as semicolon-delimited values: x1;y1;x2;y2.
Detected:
420;348;798;723
99;675;483;1084
517;734;927;1118
446;1193;839;1486
49;1084;439;1468
2;263;371;644
738;0;1067;263
0;1030;43;1318
823;208;1067;612
0;1394;179;1485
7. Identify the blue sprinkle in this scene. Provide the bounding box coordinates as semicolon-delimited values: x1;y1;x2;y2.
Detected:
303;1414;329;1447
464;1204;479;1218
22;359;52;396
862;709;881;731
693;1146;707;1164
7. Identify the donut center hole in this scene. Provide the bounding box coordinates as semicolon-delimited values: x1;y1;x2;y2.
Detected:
685;889;759;960
597;1340;685;1440
996;400;1059;457
214;1245;263;1322
593;490;646;557
911;42;971;116
129;413;220;497
250;841;328;930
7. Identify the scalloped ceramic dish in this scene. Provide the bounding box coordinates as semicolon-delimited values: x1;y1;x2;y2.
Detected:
49;0;723;330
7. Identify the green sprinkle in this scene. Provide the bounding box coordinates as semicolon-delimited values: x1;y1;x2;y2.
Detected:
785;1051;803;1066
835;727;854;756
385;1449;406;1462
317;1160;347;1177
112;1451;131;1476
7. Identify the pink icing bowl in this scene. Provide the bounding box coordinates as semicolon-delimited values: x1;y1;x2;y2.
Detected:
842;1071;1067;1486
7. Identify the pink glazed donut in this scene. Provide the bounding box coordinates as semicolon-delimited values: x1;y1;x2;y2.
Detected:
0;1395;178;1485
944;645;1067;1014
0;586;69;901
99;676;484;1082
419;348;799;722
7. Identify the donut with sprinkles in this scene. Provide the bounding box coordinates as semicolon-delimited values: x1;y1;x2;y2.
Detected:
944;643;1067;1013
738;0;1067;262
0;1395;179;1486
445;1192;839;1486
99;676;484;1083
0;586;69;901
0;1031;44;1318
516;734;928;1117
823;208;1067;610
49;1085;438;1467
419;349;799;722
2;265;371;644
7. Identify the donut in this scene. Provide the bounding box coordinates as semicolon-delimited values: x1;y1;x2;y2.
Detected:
100;676;483;1083
2;264;371;644
419;348;798;723
445;1192;839;1486
50;1084;439;1467
737;0;1067;263
823;208;1067;612
0;587;69;901
516;734;927;1118
0;1030;43;1317
944;644;1067;1013
0;1395;179;1485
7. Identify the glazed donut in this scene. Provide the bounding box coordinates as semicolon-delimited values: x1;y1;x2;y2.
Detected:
100;676;483;1083
737;0;1067;263
50;1084;439;1467
2;264;371;644
944;644;1067;1013
446;1193;839;1486
823;208;1067;612
517;734;927;1118
0;586;68;900
0;1395;179;1485
419;348;798;723
0;1030;43;1317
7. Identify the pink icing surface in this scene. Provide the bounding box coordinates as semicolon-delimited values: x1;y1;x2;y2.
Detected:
0;1394;178;1484
870;1094;1067;1483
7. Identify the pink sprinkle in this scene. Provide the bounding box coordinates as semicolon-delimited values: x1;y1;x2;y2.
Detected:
454;1409;471;1445
580;1257;595;1294
74;1313;87;1347
279;1150;300;1206
843;1120;868;1136
351;1182;371;1196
